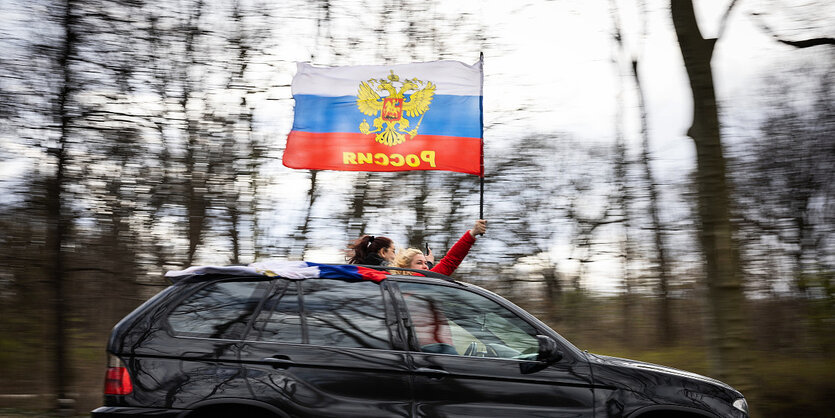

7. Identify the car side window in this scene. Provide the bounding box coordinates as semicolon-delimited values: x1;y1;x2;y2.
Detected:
398;281;540;359
168;280;270;339
249;279;391;350
301;279;390;350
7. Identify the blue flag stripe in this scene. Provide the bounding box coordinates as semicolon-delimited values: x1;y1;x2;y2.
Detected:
292;94;481;138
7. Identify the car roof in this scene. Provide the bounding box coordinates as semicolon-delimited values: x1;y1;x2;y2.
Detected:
164;261;458;284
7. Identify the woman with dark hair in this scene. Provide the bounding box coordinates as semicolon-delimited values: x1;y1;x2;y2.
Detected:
347;235;396;265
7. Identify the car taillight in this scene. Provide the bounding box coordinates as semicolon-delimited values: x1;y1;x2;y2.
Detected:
104;355;133;395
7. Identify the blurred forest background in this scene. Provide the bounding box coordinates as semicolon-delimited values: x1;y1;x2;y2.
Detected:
0;0;833;416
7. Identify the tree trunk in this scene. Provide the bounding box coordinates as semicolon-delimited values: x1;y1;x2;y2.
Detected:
631;60;675;345
295;170;319;260
671;0;752;391
185;127;207;266
345;172;371;241
608;0;637;347
184;1;206;266
406;172;430;248
49;0;75;413
613;125;636;346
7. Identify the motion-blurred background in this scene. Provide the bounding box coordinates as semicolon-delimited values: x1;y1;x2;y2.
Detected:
0;0;832;415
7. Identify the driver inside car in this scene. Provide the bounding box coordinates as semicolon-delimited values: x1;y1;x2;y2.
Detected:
402;292;456;355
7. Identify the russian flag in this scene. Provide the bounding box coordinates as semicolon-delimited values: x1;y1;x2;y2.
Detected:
165;261;389;283
283;59;483;176
252;261;389;283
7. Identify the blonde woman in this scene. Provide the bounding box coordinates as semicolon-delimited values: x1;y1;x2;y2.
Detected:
394;219;486;276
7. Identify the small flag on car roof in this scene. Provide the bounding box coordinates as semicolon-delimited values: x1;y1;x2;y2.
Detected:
165;261;389;283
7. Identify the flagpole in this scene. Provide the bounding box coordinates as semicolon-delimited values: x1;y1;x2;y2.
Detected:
479;179;484;219
479;52;485;220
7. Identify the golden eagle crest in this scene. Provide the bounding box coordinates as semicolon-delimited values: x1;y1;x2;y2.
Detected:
357;70;436;146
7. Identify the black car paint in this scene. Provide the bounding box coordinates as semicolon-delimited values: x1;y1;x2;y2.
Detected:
92;273;747;418
588;353;745;418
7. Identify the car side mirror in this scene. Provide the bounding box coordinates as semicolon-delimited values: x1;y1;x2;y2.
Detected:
536;335;563;364
520;335;564;374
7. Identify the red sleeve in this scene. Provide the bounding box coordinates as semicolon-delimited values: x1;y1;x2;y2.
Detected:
430;231;476;276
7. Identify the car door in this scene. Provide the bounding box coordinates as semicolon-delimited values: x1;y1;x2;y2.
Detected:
238;278;412;418
394;280;595;418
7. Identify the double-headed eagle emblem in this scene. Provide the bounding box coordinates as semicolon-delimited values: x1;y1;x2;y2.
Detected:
357;70;436;146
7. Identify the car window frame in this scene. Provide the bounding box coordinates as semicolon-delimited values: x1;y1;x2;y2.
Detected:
379;280;409;350
243;278;303;343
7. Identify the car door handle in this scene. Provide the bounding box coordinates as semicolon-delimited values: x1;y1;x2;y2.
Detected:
261;356;295;368
415;367;450;379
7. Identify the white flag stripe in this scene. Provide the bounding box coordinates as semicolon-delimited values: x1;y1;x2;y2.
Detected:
292;60;482;97
164;265;257;278
250;260;321;279
166;261;323;280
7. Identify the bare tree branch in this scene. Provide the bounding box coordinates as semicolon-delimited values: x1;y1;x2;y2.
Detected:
751;12;835;48
716;0;740;40
776;37;835;48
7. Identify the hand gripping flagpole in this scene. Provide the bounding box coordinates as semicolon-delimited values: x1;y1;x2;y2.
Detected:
479;52;485;220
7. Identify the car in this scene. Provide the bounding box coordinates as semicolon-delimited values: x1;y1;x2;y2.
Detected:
91;261;748;417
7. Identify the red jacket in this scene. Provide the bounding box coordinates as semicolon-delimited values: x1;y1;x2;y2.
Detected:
430;231;476;276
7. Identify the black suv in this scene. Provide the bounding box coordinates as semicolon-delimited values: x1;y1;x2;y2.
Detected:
92;262;748;417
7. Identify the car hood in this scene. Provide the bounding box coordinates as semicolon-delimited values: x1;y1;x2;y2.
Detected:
588;353;735;391
585;353;746;417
